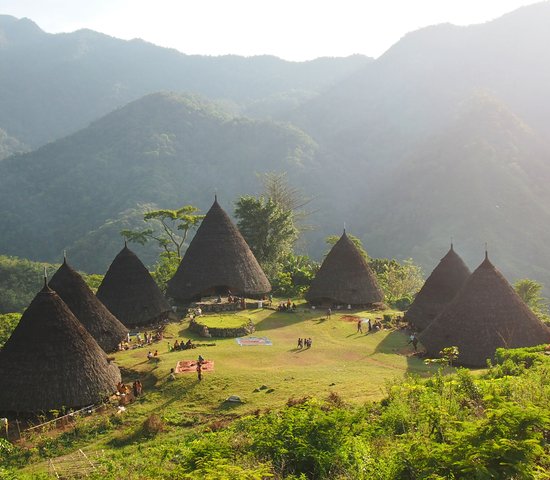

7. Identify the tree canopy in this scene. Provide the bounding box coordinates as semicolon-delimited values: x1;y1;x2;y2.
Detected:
235;196;298;277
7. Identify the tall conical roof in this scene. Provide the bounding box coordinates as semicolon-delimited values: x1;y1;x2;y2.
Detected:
404;245;471;331
305;231;383;305
0;284;121;413
167;199;271;302
419;255;550;367
49;259;128;352
97;244;171;327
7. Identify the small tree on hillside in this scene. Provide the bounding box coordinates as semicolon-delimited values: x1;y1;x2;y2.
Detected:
120;205;204;291
260;172;314;235
121;206;204;259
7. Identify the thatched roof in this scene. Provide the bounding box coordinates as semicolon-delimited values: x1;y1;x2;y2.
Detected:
305;231;383;305
0;283;121;414
49;259;128;352
404;245;471;331
96;244;171;327
419;254;550;367
167;198;271;302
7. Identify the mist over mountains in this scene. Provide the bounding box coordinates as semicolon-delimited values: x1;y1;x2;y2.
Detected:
1;2;550;290
0;14;370;149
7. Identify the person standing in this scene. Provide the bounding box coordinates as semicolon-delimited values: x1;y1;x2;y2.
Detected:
357;319;363;333
327;307;332;319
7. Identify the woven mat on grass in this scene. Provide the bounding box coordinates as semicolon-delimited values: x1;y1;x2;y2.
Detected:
175;360;214;373
235;336;272;346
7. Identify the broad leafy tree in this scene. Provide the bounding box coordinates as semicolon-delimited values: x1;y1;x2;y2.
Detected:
235;196;298;277
121;205;204;291
121;206;204;259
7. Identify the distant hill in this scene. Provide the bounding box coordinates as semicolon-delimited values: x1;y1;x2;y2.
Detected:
358;93;550;286
0;15;371;148
0;92;318;272
0;254;105;313
286;1;550;285
291;1;550;165
3;3;550;290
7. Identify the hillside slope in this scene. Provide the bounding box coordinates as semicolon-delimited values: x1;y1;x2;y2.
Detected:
291;1;550;169
0;92;317;272
360;94;550;286
0;15;371;148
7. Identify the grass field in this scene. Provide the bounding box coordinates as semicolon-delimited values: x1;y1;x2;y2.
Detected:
18;305;437;476
116;306;432;417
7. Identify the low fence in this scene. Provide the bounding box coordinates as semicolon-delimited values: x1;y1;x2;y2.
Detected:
2;402;113;441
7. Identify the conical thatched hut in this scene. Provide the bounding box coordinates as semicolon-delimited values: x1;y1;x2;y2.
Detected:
404;245;470;331
49;258;128;352
305;231;383;306
419;254;550;367
0;283;121;414
167;198;271;303
97;244;171;327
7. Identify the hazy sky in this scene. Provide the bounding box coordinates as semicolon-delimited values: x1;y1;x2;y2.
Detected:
0;0;542;60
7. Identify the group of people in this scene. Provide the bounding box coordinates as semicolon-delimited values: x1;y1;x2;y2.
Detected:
118;329;164;351
356;318;383;334
169;339;196;351
297;337;313;349
141;331;162;344
278;299;296;312
116;380;143;404
146;350;159;360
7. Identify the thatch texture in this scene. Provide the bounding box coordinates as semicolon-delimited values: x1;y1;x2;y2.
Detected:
96;244;171;327
305;231;383;305
167;199;271;302
0;284;121;414
419;255;550;367
404;245;471;331
49;259;128;352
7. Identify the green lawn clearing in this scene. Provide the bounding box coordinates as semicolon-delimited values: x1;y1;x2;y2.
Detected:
18;305;436;477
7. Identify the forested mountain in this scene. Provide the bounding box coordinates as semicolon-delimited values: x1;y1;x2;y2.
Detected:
2;3;550;288
359;94;550;284
286;1;550;285
0;92;317;272
291;1;550;156
0;14;370;148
